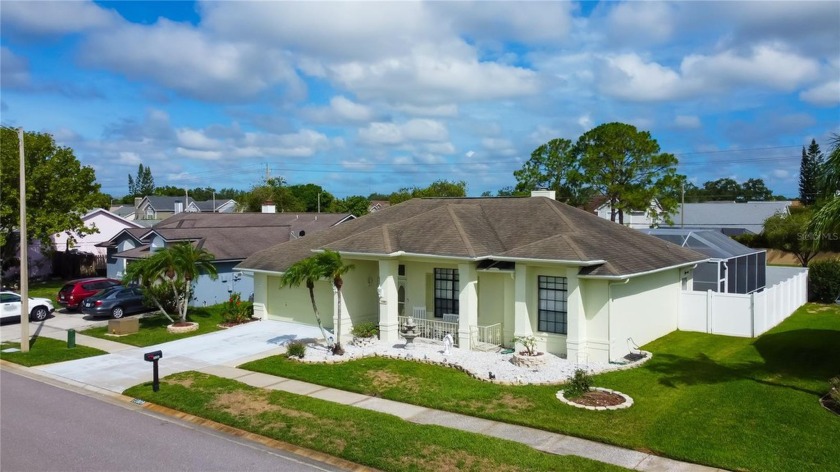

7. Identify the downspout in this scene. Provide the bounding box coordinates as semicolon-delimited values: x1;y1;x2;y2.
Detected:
607;278;630;362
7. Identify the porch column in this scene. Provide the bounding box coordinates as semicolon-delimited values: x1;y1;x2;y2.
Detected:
513;263;532;336
458;263;478;349
378;260;399;343
565;267;587;363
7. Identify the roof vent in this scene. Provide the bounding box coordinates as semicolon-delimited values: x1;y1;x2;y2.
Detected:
298;230;305;237
530;189;556;200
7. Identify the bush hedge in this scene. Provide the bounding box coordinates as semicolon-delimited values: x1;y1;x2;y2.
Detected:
807;258;840;303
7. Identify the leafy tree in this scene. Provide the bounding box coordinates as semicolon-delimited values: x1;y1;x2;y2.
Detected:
288;184;335;212
128;164;155;197
799;139;823;206
740;178;774;202
763;209;821;267
702;178;741;201
495;186;528;197
240;177;305;212
154;185;186;197
123;242;218;323
330;195;370;216
0;127;106;268
576;122;681;224
389;180;467;205
280;257;333;348
315;250;354;355
367;192;390;201
513;138;590;206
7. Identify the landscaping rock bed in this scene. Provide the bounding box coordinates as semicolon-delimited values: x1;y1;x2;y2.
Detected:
556;387;634;411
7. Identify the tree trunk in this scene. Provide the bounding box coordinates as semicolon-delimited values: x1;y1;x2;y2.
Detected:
308;285;332;347
618;208;624;225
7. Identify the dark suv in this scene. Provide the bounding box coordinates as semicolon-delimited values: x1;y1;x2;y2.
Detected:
57;278;121;310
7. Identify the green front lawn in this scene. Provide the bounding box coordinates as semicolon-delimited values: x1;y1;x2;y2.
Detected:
82;306;226;347
0;336;107;366
125;372;622;472
242;303;840;472
24;279;66;301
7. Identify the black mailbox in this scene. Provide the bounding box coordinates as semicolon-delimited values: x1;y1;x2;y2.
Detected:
144;350;163;362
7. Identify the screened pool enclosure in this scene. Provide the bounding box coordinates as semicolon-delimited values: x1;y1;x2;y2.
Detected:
641;229;766;294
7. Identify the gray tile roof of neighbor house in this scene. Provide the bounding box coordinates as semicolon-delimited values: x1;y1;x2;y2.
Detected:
113;212;352;262
665;201;792;234
239;197;708;278
640;228;763;259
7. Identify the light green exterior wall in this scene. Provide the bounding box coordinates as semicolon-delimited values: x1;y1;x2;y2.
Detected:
264;274;335;329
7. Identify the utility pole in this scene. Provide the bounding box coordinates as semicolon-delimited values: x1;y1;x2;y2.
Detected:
317;192;321;213
18;128;30;352
680;182;685;229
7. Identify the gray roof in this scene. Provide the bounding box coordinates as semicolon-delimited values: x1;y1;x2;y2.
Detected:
239;197;708;278
640;228;763;259
141;196;234;212
114;212;352;261
665;202;792;234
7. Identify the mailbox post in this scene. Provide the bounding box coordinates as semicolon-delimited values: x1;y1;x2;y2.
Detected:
143;350;163;392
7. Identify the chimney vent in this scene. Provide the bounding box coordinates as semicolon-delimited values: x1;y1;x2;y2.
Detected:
530;188;556;200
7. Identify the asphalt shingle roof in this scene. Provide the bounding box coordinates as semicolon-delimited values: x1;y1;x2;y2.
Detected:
239;197;707;278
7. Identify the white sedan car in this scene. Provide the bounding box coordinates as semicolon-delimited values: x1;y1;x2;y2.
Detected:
0;291;54;322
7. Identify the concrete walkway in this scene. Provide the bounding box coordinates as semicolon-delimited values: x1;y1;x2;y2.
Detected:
7;323;725;472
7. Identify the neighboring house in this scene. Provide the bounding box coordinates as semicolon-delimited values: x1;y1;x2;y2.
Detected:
640;228;766;294
52;209;143;256
664;201;792;235
99;212;354;306
135;196;237;221
109;205;137;221
584;196;664;229
368;200;390;213
238;191;708;363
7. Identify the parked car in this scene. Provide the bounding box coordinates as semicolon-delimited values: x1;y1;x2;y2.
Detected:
0;291;54;322
80;286;150;318
57;278;121;310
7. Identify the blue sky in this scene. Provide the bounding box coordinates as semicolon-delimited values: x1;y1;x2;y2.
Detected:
1;1;838;200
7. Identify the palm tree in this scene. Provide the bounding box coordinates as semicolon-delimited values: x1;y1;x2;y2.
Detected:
808;133;840;247
166;242;218;323
315;250;355;355
123;257;175;323
280;257;332;347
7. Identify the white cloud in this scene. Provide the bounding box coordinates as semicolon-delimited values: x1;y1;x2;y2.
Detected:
176;129;222;150
674;115;701;129
773;169;790;179
600;44;821;101
800;80;840;106
391;103;459;118
359;120;449;145
1;0;118;36
80;19;303;102
303;96;375;123
605;2;675;45
1;47;30;88
117;152;141;165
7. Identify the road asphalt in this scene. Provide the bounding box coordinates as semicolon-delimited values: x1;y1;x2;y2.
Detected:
1;315;726;472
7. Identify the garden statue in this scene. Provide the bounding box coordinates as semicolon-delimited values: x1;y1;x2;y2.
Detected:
443;333;453;355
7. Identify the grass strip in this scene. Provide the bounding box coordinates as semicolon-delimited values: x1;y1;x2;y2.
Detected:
125;371;622;472
82;306;226;347
0;336;107;366
242;303;840;472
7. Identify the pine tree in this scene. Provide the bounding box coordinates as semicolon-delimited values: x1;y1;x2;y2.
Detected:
799;139;822;205
128;164;155;197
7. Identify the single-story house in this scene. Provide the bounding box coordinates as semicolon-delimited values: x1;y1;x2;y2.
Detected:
52;208;143;256
99;212;353;306
238;191;709;363
664;201;792;235
640;228;766;294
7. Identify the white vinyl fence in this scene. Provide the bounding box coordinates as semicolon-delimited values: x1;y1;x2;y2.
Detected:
680;266;808;337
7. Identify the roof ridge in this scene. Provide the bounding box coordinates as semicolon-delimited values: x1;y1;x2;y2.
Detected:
544;199;577;231
447;205;476;257
560;234;588;261
382;224;392;253
478;203;506;251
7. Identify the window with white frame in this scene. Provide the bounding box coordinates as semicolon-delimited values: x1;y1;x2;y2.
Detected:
433;268;459;317
538;276;567;334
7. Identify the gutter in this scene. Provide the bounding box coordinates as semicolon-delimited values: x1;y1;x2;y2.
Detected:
578;258;710;281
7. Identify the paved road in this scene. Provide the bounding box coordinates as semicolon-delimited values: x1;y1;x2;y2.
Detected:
0;370;345;472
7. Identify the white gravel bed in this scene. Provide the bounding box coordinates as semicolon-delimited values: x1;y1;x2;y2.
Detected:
290;338;651;385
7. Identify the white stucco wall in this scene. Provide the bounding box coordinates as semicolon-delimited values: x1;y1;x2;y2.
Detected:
581;279;610;363
265;274;335;329
337;260;380;328
608;268;682;361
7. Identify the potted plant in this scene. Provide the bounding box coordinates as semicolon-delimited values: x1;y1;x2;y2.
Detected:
510;335;546;369
351;321;379;348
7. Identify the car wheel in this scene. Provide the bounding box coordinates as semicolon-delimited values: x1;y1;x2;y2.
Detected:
112;306;124;319
30;306;49;322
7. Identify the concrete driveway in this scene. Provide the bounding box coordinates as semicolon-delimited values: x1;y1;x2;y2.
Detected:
0;310;111;343
36;320;323;393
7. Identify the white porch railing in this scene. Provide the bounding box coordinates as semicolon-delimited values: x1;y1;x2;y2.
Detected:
471;323;503;351
399;315;459;347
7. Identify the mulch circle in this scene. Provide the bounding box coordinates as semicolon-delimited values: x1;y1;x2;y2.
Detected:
217;318;258;329
820;395;840;416
568;390;627;407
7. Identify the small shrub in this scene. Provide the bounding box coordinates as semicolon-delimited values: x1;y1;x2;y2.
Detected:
221;292;253;324
286;341;306;359
141;282;179;314
513;335;539;356
351;322;379;338
807;258;840;303
565;369;593;398
830;376;840;404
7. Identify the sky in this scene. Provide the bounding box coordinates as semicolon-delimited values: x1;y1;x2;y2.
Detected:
1;1;838;201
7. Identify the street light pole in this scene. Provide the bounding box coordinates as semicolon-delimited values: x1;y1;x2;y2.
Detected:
18;128;30;352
